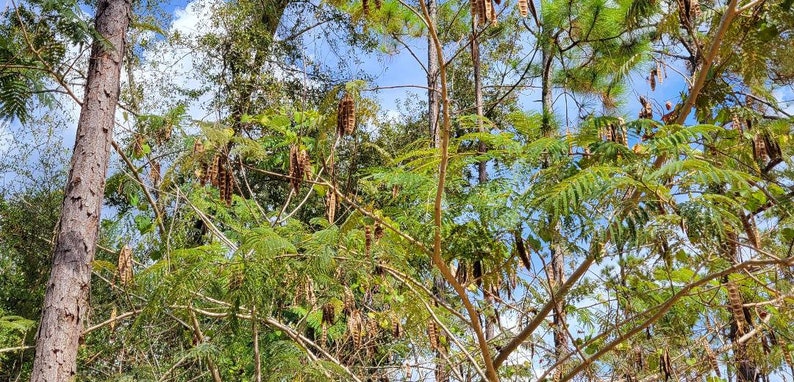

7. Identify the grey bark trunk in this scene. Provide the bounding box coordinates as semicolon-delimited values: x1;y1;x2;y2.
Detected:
30;1;131;380
427;0;440;148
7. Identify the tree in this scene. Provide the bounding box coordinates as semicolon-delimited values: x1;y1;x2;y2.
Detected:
29;0;131;380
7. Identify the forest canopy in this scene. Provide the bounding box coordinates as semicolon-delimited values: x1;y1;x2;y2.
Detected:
0;0;793;380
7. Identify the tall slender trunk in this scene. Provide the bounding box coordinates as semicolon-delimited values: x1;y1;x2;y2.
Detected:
427;0;440;148
471;22;495;342
30;1;131;380
540;36;567;381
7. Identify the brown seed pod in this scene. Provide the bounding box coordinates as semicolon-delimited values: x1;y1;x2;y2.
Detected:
321;322;328;345
374;0;381;9
348;309;363;349
725;281;746;335
781;340;794;373
753;133;769;163
367;316;379;338
224;167;234;206
117;245;133;286
373;224;384;241
455;262;468;284
337;93;356;136
471;0;480;20
473;260;483;288
513;231;532;272
703;341;720;377
109;306;118;332
362;0;369;14
365;226;372;257
326;191;336;224
489;0;497;25
690;0;701;18
149;160;161;186
391;313;402;338
218;164;228;204
343;286;355;314
659;349;672;381
193;139;204;155
322;303;335;325
638;96;653;119
133;133;145;158
763;132;781;162
649;68;657;91
209;155;222;187
665;101;673;111
427;320;439;350
518;0;529;17
483;0;492;24
289;144;304;192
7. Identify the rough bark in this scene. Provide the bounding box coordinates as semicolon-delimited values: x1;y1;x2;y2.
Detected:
30;1;131;380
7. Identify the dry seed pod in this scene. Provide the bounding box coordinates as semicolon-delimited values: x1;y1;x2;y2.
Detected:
391;314;402;338
109;306;118;332
367;317;379;338
373;224;384;241
289;144;303;192
322;303;335;324
374;0;381;9
690;0;701;18
763;133;781;162
638;96;653;119
218;164;228;204
703;342;720;377
470;0;479;20
666;101;673;111
513;231;532;272
362;0;369;15
365;226;372;257
649;68;657;91
455;262;468;284
483;0;493;24
224;168;234;206
118;245;133;286
337;93;356;136
348;309;363;349
781;339;794;373
321;322;328;345
753;133;769;162
659;349;672;381
725;281;746;335
489;0;497;25
326;191;336;223
209;155;221;187
427;320;439;350
193;139;204;155
149;160;161;186
133;134;145;158
343;287;355;314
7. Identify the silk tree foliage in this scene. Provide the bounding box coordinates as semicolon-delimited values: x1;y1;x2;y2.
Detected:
1;0;793;380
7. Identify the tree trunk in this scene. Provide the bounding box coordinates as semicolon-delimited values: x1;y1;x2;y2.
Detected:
427;0;440;148
30;1;131;380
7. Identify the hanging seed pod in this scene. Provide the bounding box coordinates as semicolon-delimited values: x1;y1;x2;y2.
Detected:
703;342;720;377
117;245;133;286
633;346;645;371
781;340;794;373
343;286;355;314
209;155;221;187
660;349;672;381
373;224;384;241
306;278;316;306
489;0;497;25
348;309;363;349
518;0;529;17
427;320;439;350
326;191;336;224
473;260;483;288
362;0;369;15
391;184;400;199
289;144;303;192
322;303;335;325
374;0;381;9
726;281;746;335
483;0;493;24
455;262;468;284
337;93;356;136
763;133;781;162
133;133;145;158
665;101;673;111
321;322;328;345
109;306;118;332
365;226;372;257
391;313;402;338
471;0;479;21
193;139;204;155
149;160;161;186
753;133;769;163
513;231;532;272
367;316;379;338
690;0;701;18
649;68;657;91
217;164;228;204
604;124;614;142
638;96;653;119
657;61;664;85
223;167;234;206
